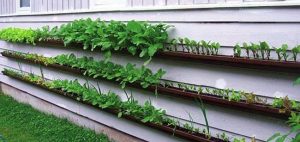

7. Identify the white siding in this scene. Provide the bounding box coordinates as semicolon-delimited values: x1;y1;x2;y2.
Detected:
0;7;299;141
129;0;292;6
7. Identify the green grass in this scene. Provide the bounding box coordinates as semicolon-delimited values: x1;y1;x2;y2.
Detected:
0;93;111;142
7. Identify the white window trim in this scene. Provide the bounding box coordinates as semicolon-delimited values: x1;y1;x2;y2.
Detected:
16;0;31;14
90;0;127;10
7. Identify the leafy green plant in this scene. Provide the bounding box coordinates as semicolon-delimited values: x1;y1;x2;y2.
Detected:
233;44;242;57
169;38;178;52
184;38;191;53
0;28;37;44
250;43;260;59
228;91;242;102
267;112;300;142
190;40;198;54
178;37;184;52
1;19;171;65
4;51;165;90
259;41;270;60
291;45;300;61
217;132;229;142
281;44;289;61
242;42;251;58
275;47;283;61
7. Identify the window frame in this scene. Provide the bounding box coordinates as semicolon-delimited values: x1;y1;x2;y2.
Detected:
16;0;31;14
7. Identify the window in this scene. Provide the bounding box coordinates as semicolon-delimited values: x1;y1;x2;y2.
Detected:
20;0;30;7
16;0;31;14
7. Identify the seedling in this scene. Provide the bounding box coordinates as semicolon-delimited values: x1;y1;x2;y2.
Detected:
281;44;289;61
178;37;184;52
195;98;210;135
184;38;191;53
190;40;198;54
250;43;260;59
274;47;282;61
170;38;178;52
211;42;220;55
259;41;269;60
233;44;242;57
242;42;250;58
228;90;242;102
291;45;300;61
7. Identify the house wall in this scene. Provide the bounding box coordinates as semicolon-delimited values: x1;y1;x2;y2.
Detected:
0;0;16;15
0;6;299;141
30;0;90;13
0;0;298;15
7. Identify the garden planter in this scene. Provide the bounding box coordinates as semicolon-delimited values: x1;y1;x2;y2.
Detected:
31;40;300;73
2;51;294;120
2;70;225;142
156;51;300;74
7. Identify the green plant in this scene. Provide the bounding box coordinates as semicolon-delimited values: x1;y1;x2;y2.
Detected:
190;40;198;54
184;38;191;53
170;38;178;52
217;132;229;142
250;43;260;59
178;37;184;52
275;47;283;61
281;44;289;61
0;93;110;142
242;42;250;58
211;42;220;55
233;44;242;57
295;78;300;85
5;69;232;140
1;19;171;65
0;28;37;44
201;40;211;55
268;112;300;142
291;45;300;61
195;98;210;135
259;41;269;60
233;138;246;142
0;134;6;142
272;98;284;108
4;51;166;90
228;91;242;102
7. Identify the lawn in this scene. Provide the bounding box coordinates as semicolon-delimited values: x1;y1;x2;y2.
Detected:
0;93;111;142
